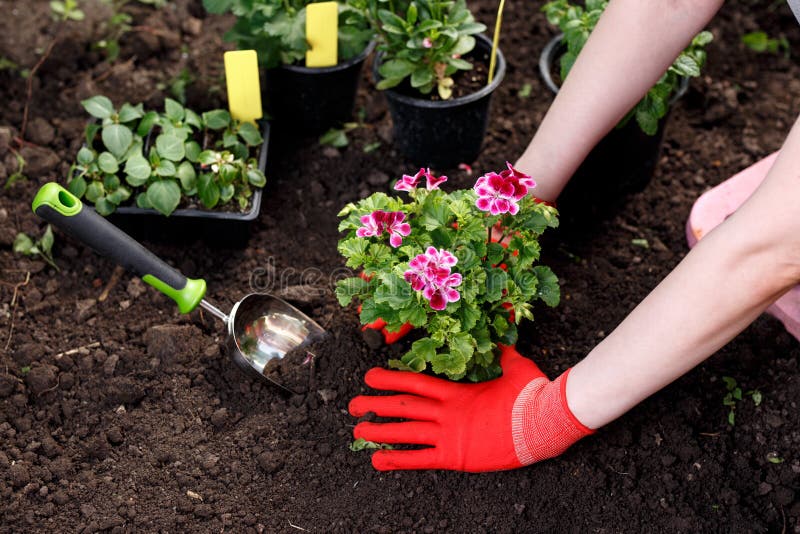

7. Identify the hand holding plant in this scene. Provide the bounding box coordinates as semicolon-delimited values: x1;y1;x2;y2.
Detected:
336;164;560;381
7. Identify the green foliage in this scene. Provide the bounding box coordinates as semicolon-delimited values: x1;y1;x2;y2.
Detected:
68;95;266;216
542;0;713;135
355;0;486;99
742;31;789;57
349;438;394;451
721;376;762;426
4;151;27;190
14;226;58;270
337;178;560;381
203;0;373;69
50;0;85;21
319;121;360;148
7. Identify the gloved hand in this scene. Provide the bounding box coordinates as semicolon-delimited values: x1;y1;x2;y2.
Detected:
349;345;594;472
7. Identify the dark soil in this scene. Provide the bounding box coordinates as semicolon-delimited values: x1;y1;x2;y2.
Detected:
1;1;799;532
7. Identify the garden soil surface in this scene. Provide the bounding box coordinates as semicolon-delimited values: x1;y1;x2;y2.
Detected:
1;1;800;532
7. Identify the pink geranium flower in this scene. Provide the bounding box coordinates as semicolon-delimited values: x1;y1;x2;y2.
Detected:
500;161;536;200
422;37;433;48
423;273;462;310
404;247;461;310
394;168;447;192
356;210;411;248
474;172;520;215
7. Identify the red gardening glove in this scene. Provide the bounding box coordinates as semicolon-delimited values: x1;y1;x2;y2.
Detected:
349;345;593;472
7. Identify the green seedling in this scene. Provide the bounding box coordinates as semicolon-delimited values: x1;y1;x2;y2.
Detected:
14;225;58;270
766;452;784;464
4;152;27;189
742;31;789;57
319;122;360;148
19;366;31;375
631;238;649;248
721;376;762;425
543;0;713;135
517;83;532;99
68;95;266;216
349;438;394;451
50;0;85;21
362;141;381;154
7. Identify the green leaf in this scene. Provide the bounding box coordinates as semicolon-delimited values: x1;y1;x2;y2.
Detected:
410;68;434;88
185;141;201;163
76;146;95;166
137;111;158;137
375;272;414;308
13;233;35;254
238;122;263;146
197;173;220;208
81;95;114;119
86;181;105;203
124;153;151;185
202;0;232;14
379;58;416;79
485;269;507;302
40;225;54;255
533;265;560;307
155;134;185;161
118;102;144;123
319;128;349;148
102;124;133;159
68;175;87;198
335;276;369;307
164;98;185;122
693;30;714;47
448;57;473;70
487;242;505;265
431;351;466;378
97;152;119;174
146;180;181;216
155;160;176;177
219;183;235;203
176;161;197;191
672;54;700;77
202;109;231;130
247;169;266;187
197;150;217;165
376;77;404;90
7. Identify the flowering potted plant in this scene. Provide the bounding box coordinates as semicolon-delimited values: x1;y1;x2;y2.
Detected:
356;0;505;168
67;95;268;245
336;164;559;381
203;0;374;137
541;0;713;222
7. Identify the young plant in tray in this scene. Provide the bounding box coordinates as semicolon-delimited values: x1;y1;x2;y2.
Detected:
202;0;373;68
356;0;486;99
68;96;266;216
543;0;713;134
336;165;560;381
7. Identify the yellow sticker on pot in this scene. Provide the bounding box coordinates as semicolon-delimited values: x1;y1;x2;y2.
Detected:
224;50;263;124
306;2;338;67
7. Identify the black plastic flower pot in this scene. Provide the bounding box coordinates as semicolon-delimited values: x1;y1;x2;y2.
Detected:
106;122;270;248
263;42;376;141
540;34;688;226
374;33;505;169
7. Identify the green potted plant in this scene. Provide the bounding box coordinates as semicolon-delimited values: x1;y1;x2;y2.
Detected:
67;95;268;245
540;0;713;222
336;164;560;381
203;0;374;137
359;0;505;168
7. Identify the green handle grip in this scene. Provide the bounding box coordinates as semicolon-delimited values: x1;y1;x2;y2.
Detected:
32;183;206;314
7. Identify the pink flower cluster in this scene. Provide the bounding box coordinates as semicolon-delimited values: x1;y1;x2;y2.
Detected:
356;210;411;248
394;168;448;192
404;247;462;311
473;162;536;215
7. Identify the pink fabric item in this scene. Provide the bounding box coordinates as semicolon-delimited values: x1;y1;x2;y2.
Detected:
511;369;594;465
686;151;800;341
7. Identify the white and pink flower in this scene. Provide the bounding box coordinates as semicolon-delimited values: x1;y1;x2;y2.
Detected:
356;210;411;248
404;247;461;310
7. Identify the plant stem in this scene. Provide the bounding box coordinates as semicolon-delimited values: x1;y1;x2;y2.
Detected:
488;0;505;84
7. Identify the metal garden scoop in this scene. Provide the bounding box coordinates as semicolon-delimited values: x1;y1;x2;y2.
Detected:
32;183;327;392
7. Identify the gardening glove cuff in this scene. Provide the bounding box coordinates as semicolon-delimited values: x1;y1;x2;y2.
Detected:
511;368;595;465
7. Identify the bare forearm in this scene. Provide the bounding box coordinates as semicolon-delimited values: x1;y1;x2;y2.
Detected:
566;115;800;429
518;0;723;202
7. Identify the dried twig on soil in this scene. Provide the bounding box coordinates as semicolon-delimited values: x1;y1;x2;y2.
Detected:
19;30;62;144
53;341;101;359
98;265;125;302
288;521;308;532
3;271;30;352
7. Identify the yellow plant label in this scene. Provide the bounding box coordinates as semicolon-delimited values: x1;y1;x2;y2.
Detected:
224;50;262;124
305;2;338;67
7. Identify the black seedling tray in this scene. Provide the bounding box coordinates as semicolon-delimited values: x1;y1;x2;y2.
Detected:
108;121;270;247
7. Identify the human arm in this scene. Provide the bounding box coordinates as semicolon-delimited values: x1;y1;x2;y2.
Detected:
566;114;800;428
517;0;724;202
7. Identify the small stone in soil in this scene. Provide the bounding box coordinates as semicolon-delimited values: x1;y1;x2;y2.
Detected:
256;451;284;474
210;408;228;428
